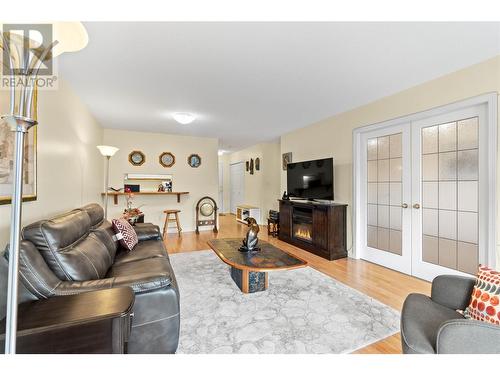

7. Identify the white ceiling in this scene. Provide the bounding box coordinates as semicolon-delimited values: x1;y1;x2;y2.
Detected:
59;22;500;152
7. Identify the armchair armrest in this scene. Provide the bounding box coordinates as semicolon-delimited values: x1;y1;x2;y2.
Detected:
437;319;500;354
431;275;475;311
133;223;162;241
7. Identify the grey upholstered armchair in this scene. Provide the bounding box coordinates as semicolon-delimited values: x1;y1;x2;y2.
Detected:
401;275;500;354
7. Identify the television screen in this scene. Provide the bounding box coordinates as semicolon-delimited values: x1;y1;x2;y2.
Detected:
287;158;334;200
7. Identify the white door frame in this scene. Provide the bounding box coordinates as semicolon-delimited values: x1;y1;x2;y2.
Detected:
353;93;497;273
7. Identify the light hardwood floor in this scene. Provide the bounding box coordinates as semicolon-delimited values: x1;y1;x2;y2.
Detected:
164;214;430;354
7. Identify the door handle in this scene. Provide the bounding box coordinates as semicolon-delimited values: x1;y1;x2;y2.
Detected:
413;203;420;209
401;203;408;209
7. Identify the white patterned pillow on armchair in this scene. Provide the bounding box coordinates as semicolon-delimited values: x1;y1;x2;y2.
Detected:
112;218;138;251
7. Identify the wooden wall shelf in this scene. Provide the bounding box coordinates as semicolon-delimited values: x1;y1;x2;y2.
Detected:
102;191;189;204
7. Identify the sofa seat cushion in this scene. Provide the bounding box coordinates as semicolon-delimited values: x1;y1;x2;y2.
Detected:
401;293;464;354
106;257;173;290
114;240;167;265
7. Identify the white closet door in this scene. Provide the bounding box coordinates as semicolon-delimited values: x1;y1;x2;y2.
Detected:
230;162;245;214
359;123;412;275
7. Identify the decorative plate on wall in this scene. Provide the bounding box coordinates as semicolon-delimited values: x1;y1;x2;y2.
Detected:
188;154;201;168
129;150;145;166
159;152;175;168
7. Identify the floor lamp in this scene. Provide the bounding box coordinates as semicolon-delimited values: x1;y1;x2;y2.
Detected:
0;23;88;354
97;145;119;220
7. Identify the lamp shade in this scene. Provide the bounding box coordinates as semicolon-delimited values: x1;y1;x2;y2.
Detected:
0;22;88;58
97;145;119;157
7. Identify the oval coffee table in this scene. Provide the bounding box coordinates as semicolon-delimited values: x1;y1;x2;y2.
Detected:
208;238;307;293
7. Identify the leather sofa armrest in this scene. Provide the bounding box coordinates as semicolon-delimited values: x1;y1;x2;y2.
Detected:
53;272;172;296
431;275;475;311
134;223;162;241
437;319;500;354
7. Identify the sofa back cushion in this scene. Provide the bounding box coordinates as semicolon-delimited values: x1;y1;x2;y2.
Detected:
80;203;118;260
22;209;113;281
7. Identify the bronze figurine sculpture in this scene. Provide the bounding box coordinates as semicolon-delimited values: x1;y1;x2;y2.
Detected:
239;217;260;252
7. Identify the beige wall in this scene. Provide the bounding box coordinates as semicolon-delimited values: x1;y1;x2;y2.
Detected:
103;129;219;232
281;55;500;265
221;142;281;223
0;78;104;251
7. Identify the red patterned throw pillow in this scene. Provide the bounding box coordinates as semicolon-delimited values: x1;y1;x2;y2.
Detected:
464;265;500;325
112;218;138;251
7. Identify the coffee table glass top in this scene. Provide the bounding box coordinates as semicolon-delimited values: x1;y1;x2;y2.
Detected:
208;238;307;271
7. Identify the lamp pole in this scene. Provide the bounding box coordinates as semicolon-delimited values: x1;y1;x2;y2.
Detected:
3;116;36;354
104;155;111;220
97;146;119;220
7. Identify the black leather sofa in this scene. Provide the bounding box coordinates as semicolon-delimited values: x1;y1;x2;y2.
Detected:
5;203;180;354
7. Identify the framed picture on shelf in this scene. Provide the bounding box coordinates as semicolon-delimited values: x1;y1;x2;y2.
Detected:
0;121;37;205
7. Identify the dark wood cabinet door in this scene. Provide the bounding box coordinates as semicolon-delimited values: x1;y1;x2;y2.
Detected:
278;202;291;239
312;208;328;252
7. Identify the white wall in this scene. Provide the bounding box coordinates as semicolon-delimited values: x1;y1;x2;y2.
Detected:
0;78;104;251
221;142;281;223
103;129;219;232
281;55;500;265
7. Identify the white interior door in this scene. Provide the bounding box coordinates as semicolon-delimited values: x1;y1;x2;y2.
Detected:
218;161;224;212
359;124;412;274
230;162;245;214
411;104;488;280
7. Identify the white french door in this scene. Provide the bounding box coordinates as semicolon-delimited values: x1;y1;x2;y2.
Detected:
360;124;412;275
411;105;488;280
355;95;496;281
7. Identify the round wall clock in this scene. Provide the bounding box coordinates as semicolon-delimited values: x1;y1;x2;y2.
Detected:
159;152;175;168
128;150;145;166
187;154;201;168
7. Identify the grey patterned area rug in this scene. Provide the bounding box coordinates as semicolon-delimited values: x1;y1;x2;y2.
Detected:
170;250;399;354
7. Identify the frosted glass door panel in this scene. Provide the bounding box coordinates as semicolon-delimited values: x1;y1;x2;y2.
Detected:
420;117;479;275
366;133;403;255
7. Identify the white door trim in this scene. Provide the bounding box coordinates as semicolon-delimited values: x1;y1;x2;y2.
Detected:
353;93;497;272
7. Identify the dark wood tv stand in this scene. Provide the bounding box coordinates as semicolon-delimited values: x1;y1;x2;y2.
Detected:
278;199;347;261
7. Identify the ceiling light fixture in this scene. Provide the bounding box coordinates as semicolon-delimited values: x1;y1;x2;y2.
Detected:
172;112;196;125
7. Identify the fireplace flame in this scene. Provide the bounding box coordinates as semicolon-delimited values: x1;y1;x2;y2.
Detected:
295;227;312;240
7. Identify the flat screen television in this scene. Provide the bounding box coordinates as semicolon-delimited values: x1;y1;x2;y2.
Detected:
286;157;334;200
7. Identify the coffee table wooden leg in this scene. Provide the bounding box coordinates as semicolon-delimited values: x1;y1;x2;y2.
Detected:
241;269;249;293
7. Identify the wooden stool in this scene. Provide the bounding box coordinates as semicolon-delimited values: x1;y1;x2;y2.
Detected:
163;209;182;238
